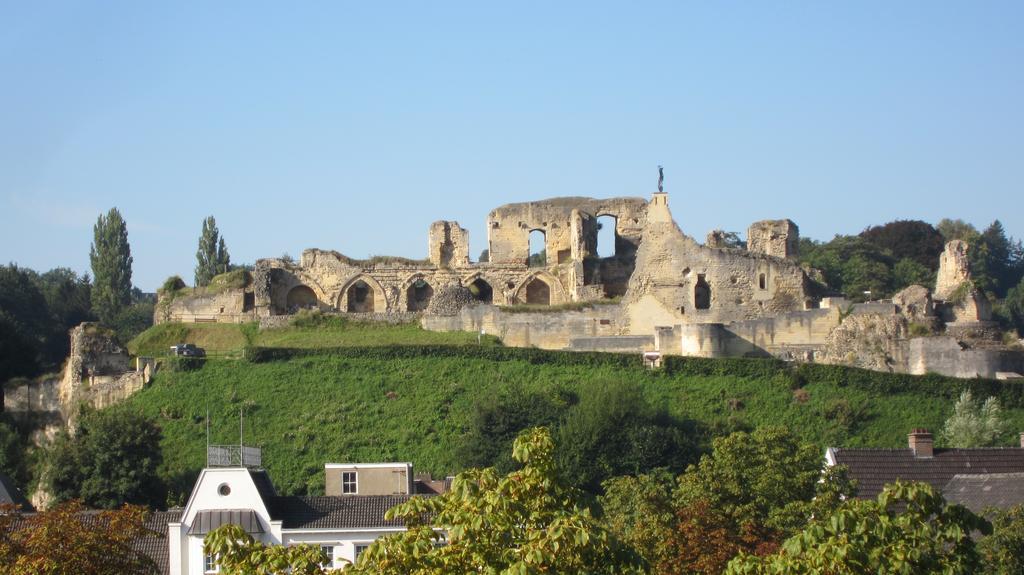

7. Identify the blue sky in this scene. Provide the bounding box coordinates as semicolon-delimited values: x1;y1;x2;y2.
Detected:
2;1;1022;290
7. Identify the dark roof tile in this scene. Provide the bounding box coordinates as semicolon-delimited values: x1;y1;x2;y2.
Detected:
832;447;1024;500
267;495;420;529
943;472;1024;514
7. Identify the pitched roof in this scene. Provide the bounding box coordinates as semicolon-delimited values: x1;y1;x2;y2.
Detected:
188;509;263;535
830;447;1024;500
267;495;418;530
139;510;182;575
943;472;1024;514
0;473;33;512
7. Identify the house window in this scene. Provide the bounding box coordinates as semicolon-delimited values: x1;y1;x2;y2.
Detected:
204;553;220;573
354;543;370;562
320;545;335;569
342;471;358;494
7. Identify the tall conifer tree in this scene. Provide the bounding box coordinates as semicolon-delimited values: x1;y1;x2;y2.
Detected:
89;208;133;324
195;216;230;286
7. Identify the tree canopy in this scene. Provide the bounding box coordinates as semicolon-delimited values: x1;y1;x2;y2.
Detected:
195;215;231;287
726;482;989;575
90;208;133;324
48;408;164;509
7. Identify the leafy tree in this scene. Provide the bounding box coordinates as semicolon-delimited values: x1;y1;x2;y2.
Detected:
659;426;854;575
599;470;676;570
1005;278;1024;336
860;220;945;270
49;408;164;509
0;499;158;575
0;417;28;489
204;523;326;575
799;236;895;300
557;380;696;493
892;258;935;291
478;249;489;263
33;267;95;363
726;482;990;575
971;220;1024;298
456;385;569;473
90;208;133;324
348;427;640;574
0;264;52;376
979;503;1024;574
195;216;231;287
940;390;1005;448
108;301;156;345
937;218;979;243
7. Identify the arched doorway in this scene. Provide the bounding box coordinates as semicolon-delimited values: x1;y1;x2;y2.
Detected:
286;285;318;311
468;278;493;304
347;280;375;312
406;279;434;311
525;277;551;305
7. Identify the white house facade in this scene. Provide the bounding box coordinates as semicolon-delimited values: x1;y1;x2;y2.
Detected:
166;464;422;574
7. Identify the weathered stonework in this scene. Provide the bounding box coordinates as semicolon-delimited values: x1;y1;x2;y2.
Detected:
158;189;1022;379
935;240;971;301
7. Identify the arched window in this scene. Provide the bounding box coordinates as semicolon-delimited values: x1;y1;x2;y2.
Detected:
758;273;767;290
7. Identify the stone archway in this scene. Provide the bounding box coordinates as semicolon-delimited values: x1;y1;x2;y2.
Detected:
468;277;493;304
406;278;434;312
339;275;388;313
525;277;551;305
286;285;319;311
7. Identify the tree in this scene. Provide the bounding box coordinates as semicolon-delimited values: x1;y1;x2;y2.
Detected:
204;524;326;575
556;380;695;493
33;267;95;363
726;482;990;575
195;216;231;287
455;385;569;473
347;427;639;574
0;264;52;377
478;249;489;263
941;390;1005;448
90;208;133;324
599;470;677;570
936;218;979;243
979;503;1024;573
1005;278;1024;336
860;220;946;271
658;426;854;575
0;417;28;489
48;408;164;509
0;499;158;575
799;236;895;300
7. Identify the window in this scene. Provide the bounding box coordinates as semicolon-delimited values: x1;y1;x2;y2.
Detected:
320;545;335;569
217;483;231;496
354;543;370;562
204;553;220;573
342;471;358;494
758;273;767;290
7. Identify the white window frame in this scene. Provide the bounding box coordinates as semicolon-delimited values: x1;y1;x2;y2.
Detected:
341;471;358;494
320;544;336;570
353;542;371;562
204;553;220;574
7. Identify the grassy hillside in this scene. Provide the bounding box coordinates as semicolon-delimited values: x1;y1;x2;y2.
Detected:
119;324;1024;501
128;316;495;357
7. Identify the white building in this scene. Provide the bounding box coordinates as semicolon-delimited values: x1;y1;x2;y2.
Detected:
166;460;432;574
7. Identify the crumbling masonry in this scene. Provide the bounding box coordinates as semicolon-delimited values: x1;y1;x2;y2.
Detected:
158;190;1023;379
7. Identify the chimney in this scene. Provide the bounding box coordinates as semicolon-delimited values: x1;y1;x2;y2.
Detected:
909;429;933;458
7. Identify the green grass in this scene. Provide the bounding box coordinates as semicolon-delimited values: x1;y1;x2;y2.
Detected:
119;333;1024;501
128;318;495;357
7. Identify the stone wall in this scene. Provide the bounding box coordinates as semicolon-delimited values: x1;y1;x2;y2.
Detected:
623;194;813;335
422;304;627;350
157;288;254;324
908;337;1024;379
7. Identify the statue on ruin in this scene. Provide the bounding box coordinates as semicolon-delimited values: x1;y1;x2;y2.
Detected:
657;165;664;193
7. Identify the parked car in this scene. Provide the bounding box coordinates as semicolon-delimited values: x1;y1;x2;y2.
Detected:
170;343;206;357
